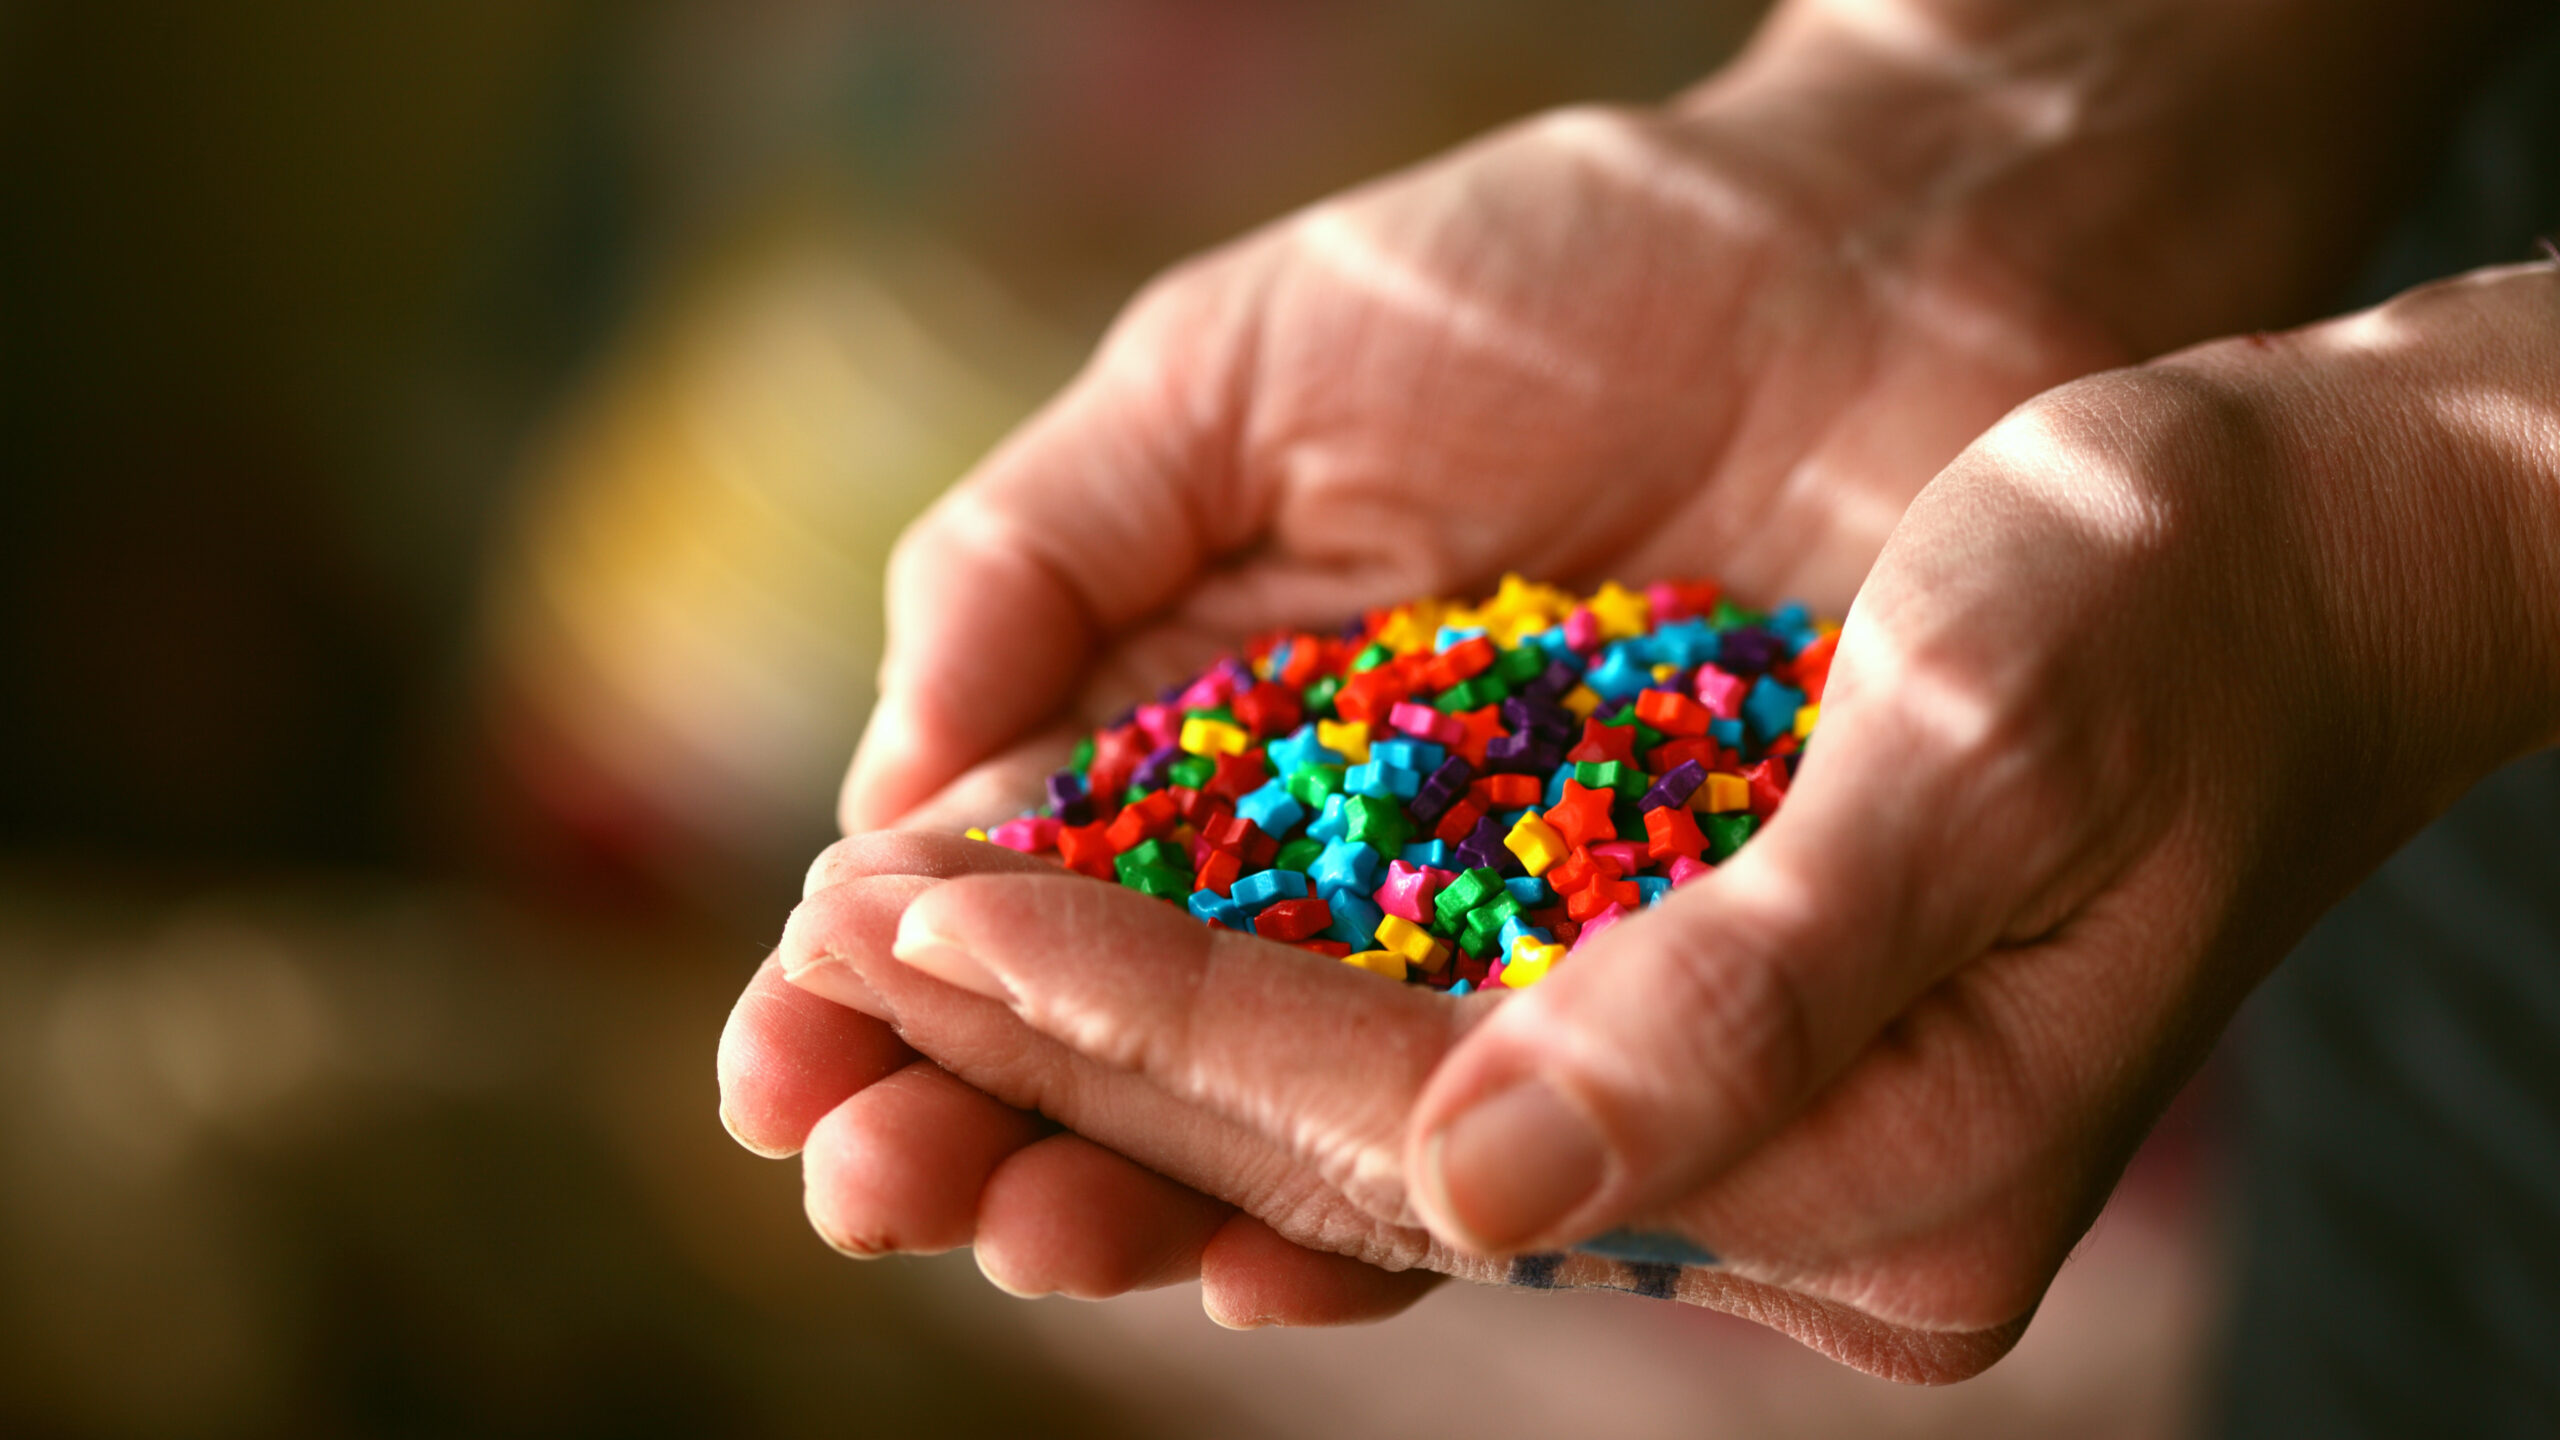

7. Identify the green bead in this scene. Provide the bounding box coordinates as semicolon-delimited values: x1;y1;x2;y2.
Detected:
1493;643;1547;686
1183;705;1238;726
1272;836;1326;873
1611;796;1649;839
1342;795;1410;852
1458;913;1499;957
1115;839;1186;882
1479;893;1523;929
1711;599;1760;630
1286;763;1346;808
1121;864;1192;900
1434;868;1502;930
1300;674;1341;718
1601;706;1663;753
1167;755;1216;790
1431;675;1506;713
1122;784;1153;806
1706;812;1758;861
1070;735;1096;774
1574;760;1638;795
1350;643;1393;673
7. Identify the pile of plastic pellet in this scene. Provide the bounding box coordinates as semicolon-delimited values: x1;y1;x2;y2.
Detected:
969;575;1835;993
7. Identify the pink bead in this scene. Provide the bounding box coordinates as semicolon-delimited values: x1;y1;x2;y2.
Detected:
1571;904;1629;951
1373;861;1442;923
988;816;1061;853
1667;855;1713;887
1589;839;1646;874
1644;581;1690;621
1563;607;1602;652
1135;703;1180;749
1693;665;1746;719
1176;673;1230;711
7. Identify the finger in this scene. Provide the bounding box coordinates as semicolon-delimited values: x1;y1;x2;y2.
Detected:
807;875;1452;1274
1198;1214;1445;1329
801;1060;1050;1257
843;871;2026;1379
973;1132;1235;1298
731;836;1051;1154
1404;612;2089;1256
717;954;913;1158
886;870;1481;1222
838;269;1256;833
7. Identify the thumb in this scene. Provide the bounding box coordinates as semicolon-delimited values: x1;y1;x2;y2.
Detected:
1404;625;2055;1256
839;263;1257;833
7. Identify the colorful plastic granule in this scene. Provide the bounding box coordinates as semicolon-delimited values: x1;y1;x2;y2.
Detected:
976;576;1838;993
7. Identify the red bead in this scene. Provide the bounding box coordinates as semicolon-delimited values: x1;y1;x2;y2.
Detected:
1644;805;1706;863
1544;781;1618;848
1433;798;1486;845
1253;896;1333;943
1056;823;1117;879
1635;690;1712;738
1565;718;1640;768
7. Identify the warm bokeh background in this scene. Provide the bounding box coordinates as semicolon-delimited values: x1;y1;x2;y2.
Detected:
0;4;2224;1435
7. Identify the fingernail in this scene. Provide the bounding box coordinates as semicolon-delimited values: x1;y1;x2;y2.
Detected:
1420;1077;1606;1253
777;949;890;1019
890;910;1013;1003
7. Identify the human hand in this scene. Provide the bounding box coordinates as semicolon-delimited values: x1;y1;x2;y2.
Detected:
778;259;2560;1379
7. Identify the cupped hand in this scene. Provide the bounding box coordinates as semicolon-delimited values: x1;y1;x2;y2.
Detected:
835;61;2131;836
768;260;2560;1379
727;50;2137;1334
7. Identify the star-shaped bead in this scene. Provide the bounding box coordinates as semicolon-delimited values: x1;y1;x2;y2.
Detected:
1446;705;1508;770
1543;780;1618;849
1585;581;1652;640
1565;717;1640;768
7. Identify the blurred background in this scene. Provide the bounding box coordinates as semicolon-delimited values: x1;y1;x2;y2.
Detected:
0;3;2228;1435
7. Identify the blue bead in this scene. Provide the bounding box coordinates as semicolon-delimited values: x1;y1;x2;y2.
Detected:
1504;876;1553;908
1498;916;1553;954
1344;761;1421;800
1323;891;1385;949
1584;646;1653;701
1188;891;1245;928
1433;625;1488;651
1742;676;1807;744
1305;792;1352;843
1308;840;1381;896
1230;869;1309;911
1266;724;1344;776
1543;766;1572;808
1399;840;1451;869
1370;737;1446;773
1636;877;1670;907
1650;618;1720;670
1236;781;1307;838
1448;979;1475;997
1707;717;1745;749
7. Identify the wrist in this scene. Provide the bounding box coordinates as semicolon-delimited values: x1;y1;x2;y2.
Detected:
2175;263;2560;787
1676;0;2519;357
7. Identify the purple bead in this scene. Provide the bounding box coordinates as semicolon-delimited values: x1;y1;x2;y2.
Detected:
1213;656;1256;693
1717;626;1780;677
1340;615;1372;641
1639;758;1707;813
1047;769;1093;825
1459;814;1524;878
1482;731;1539;772
1523;657;1581;699
1502;693;1574;740
1132;744;1181;791
1407;756;1476;829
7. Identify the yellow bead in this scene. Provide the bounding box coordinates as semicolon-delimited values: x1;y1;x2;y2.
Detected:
1503;813;1567;876
963;827;989;842
1700;773;1750;813
1374;914;1449;973
1584;581;1650;640
1561;686;1601;720
1377;606;1440;655
1794;703;1821;739
1317;719;1371;765
1342;949;1408;981
1651;663;1677;683
1502;936;1565;988
1180;716;1250;757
